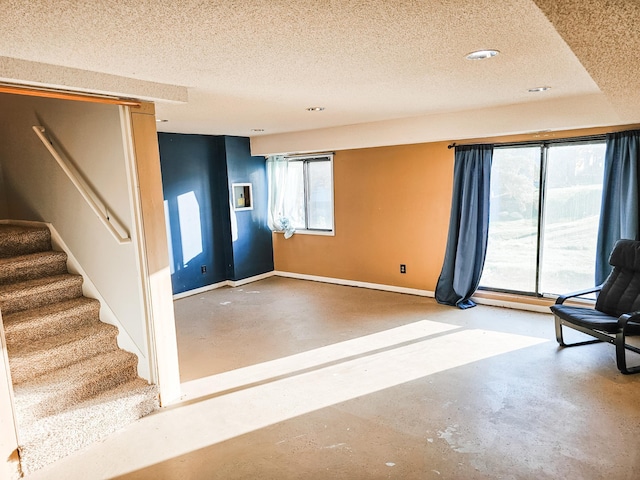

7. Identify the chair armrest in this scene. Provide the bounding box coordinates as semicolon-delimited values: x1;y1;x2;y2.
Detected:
555;284;603;305
618;311;640;331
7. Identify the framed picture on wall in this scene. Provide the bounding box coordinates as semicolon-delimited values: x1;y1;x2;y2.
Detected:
232;183;253;211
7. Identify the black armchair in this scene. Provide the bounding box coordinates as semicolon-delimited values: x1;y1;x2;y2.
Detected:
551;239;640;374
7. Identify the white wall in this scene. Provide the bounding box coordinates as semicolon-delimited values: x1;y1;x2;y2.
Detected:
0;93;148;357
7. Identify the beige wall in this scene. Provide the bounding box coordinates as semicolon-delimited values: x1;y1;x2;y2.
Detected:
0;93;147;353
274;141;454;291
273;124;640;291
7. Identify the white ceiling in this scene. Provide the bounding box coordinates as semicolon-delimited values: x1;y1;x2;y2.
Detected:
0;1;638;154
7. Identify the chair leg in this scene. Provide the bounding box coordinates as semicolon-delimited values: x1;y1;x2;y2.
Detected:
555;315;567;346
555;316;603;348
615;331;640;374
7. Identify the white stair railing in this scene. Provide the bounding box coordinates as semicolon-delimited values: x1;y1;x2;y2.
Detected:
32;126;131;244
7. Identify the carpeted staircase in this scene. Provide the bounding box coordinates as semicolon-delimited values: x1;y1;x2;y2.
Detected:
0;223;158;475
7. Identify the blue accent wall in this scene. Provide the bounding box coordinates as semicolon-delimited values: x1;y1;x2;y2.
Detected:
158;133;273;294
224;136;274;281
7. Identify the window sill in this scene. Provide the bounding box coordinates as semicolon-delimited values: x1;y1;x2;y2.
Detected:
274;229;335;237
472;290;595;312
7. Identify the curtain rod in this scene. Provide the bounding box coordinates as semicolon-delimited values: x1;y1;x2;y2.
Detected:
447;133;608;150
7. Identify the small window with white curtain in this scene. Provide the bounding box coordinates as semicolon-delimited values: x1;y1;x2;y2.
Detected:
266;154;334;237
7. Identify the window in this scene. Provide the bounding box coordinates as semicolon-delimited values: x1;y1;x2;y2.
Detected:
268;154;334;234
479;141;606;296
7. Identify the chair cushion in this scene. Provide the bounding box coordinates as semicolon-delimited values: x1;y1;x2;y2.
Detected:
551;305;640;335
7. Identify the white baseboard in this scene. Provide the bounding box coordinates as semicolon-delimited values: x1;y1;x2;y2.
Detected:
274;271;555;313
40;222;150;380
228;271;275;287
1;220;151;379
173;271;276;300
273;270;435;297
169;266;555;315
173;281;229;300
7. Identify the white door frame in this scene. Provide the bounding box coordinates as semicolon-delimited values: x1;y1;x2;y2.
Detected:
120;104;182;405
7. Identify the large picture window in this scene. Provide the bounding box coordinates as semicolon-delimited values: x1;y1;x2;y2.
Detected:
479;141;606;296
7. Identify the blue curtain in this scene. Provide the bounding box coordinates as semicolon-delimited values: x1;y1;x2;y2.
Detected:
595;130;640;285
435;144;493;309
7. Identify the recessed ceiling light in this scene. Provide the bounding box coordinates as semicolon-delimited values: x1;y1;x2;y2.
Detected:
156;118;168;123
528;86;551;93
306;107;325;112
465;49;499;60
251;128;265;132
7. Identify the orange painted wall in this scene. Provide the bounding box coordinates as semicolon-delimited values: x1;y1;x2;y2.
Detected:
273;124;640;292
273;141;454;291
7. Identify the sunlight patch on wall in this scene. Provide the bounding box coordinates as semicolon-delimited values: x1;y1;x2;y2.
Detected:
177;191;203;266
163;200;175;275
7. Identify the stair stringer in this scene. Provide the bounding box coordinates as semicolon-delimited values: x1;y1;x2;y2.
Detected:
0;219;151;381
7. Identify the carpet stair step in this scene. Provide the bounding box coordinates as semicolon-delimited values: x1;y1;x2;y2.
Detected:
3;297;101;347
0;273;83;315
8;323;120;385
0;224;52;258
17;379;158;475
0;250;68;285
13;349;139;422
0;221;157;475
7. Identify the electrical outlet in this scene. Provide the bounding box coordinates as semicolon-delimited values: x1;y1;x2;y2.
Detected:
400;264;406;274
201;265;207;274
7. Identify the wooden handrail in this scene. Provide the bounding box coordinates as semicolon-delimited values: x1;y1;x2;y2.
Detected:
32;126;131;244
1;83;141;107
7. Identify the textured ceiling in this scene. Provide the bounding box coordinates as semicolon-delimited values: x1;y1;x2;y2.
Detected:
0;1;637;152
532;0;640;122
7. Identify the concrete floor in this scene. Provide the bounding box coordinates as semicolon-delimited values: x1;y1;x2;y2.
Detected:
27;277;640;479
